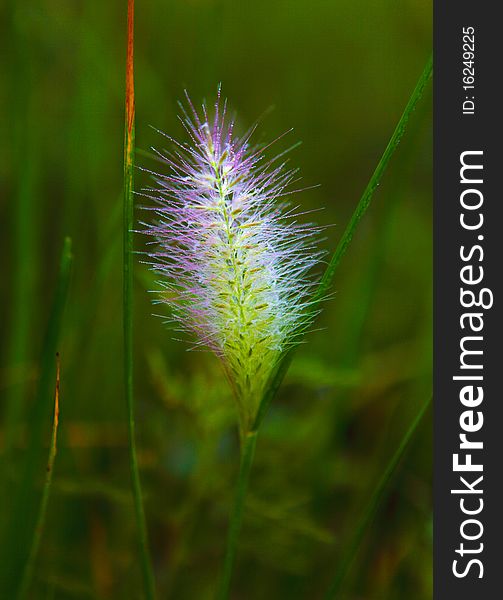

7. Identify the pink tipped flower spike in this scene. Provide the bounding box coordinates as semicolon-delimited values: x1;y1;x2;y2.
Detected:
144;90;323;433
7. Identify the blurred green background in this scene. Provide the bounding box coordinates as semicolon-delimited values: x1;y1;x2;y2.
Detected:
0;0;432;598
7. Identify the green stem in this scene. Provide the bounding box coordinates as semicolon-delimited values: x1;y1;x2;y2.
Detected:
254;54;433;431
324;396;431;599
217;430;258;600
123;1;156;598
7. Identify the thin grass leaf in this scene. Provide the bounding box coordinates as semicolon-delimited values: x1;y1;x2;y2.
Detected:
313;55;433;305
316;93;432;462
253;54;433;432
18;354;61;600
0;237;72;596
324;396;431;599
123;1;156;597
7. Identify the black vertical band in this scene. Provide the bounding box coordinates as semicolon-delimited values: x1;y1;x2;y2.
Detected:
434;2;501;597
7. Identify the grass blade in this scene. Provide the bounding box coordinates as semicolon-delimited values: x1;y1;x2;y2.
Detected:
253;54;433;431
217;431;258;600
323;396;432;599
0;237;72;596
123;1;156;597
216;55;433;599
18;355;62;599
313;54;433;305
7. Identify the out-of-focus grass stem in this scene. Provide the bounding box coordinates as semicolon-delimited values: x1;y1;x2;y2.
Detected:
18;355;61;600
3;0;38;456
323;396;432;599
0;238;72;596
123;1;156;598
